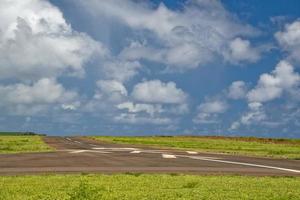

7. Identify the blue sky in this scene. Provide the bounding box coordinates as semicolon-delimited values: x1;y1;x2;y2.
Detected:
0;0;300;138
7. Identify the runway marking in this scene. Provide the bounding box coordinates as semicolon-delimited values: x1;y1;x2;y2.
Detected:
69;150;110;154
92;147;138;151
89;144;98;147
137;150;167;154
182;155;300;174
130;151;141;154
186;151;198;155
74;141;82;144
70;150;87;154
162;154;176;159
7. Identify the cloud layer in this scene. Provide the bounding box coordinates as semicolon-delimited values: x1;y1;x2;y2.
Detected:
0;0;103;81
79;0;261;71
0;0;299;137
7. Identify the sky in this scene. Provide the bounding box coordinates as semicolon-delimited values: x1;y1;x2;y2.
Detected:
0;0;300;138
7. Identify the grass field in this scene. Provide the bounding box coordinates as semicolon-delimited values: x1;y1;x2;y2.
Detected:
0;132;44;136
0;136;52;154
90;136;300;159
0;174;299;200
0;132;24;136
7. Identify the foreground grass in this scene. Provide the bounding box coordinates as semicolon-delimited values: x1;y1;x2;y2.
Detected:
0;174;299;200
0;136;52;154
90;136;300;159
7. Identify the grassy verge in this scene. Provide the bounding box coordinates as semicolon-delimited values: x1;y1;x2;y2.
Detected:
0;174;299;200
90;136;300;159
0;136;52;154
0;132;44;136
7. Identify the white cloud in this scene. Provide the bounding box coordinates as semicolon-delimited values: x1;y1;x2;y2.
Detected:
247;60;300;103
61;103;80;111
193;99;228;124
168;104;190;115
225;38;260;63
101;60;141;83
92;80;128;105
275;20;300;63
231;60;300;130
132;80;187;104
197;100;228;114
193;113;220;124
228;81;247;99
0;78;78;115
0;0;103;80
114;113;171;125
230;102;266;130
0;78;76;105
85;78;189;125
116;102;162;117
79;0;260;70
120;40;213;70
242;102;266;124
111;79;189;125
97;80;128;96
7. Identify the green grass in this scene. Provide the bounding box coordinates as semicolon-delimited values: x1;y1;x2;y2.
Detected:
0;136;52;154
90;136;300;159
0;132;29;136
0;132;45;136
0;174;299;200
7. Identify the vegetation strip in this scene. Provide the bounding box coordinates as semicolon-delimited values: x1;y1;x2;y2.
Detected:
0;174;299;200
0;136;52;154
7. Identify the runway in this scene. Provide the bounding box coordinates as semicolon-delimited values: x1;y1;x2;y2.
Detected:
0;136;299;176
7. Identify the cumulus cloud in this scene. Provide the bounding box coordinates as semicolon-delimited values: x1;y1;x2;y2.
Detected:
193;100;228;124
228;81;248;99
247;60;300;103
275;19;300;63
230;60;300;130
117;102;162;117
85;78;189;125
0;78;76;105
91;80;129;105
230;102;266;130
97;80;128;96
0;78;78;115
101;60;141;83
242;102;266;125
225;38;261;64
79;0;261;71
132;80;187;104
197;100;228;114
114;113;172;125
0;0;103;80
227;20;300;131
111;79;188;125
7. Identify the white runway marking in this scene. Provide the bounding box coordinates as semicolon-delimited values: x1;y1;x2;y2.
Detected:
130;151;141;154
92;147;138;151
182;155;300;174
162;154;176;159
69;150;110;154
70;150;87;154
186;151;198;155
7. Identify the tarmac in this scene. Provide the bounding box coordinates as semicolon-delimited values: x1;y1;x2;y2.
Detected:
0;136;299;176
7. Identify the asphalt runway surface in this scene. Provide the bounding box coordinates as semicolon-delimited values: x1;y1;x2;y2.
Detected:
0;136;299;176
